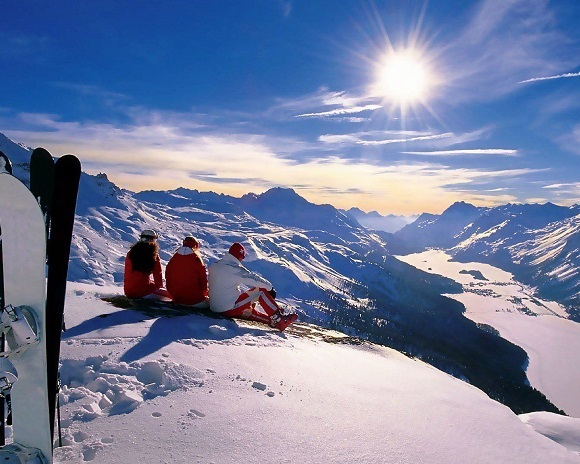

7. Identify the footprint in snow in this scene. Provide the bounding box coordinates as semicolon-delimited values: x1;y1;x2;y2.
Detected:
82;441;105;462
73;430;90;443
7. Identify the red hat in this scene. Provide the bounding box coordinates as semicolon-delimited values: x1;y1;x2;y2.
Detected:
228;242;246;261
183;236;199;249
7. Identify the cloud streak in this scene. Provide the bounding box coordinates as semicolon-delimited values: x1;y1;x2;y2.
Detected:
318;130;434;145
401;149;518;156
519;72;580;84
296;104;383;118
357;132;454;146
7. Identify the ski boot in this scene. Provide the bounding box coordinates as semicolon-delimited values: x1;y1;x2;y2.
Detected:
270;312;298;331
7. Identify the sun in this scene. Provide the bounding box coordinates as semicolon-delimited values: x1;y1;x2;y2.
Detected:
373;49;432;105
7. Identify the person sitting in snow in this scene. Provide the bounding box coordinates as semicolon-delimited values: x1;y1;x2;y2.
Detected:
165;236;209;307
208;242;297;331
124;229;171;299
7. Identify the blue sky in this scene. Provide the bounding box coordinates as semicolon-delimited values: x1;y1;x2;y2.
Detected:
1;0;579;214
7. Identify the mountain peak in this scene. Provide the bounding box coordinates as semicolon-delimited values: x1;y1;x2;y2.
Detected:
347;207;366;217
257;187;307;203
442;201;479;216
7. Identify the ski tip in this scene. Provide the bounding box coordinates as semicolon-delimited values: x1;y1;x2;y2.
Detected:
56;154;82;170
31;147;54;158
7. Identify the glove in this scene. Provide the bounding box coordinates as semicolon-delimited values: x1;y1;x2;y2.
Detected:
268;287;277;299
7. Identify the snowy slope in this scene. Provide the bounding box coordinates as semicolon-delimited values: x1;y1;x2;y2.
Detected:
509;214;580;313
49;284;580;463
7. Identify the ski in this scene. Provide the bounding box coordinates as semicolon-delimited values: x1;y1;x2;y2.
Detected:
45;154;81;443
30;148;55;240
0;169;52;462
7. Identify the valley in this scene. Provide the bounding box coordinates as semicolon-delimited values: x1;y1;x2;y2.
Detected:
398;249;580;417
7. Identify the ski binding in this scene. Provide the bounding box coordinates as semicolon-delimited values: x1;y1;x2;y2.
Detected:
0;305;40;358
0;358;17;395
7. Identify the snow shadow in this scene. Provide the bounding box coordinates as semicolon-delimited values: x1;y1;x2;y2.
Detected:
63;309;277;363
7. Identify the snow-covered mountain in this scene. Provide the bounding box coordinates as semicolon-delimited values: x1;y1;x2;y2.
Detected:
344;207;417;233
396;201;580;316
0;133;570;417
396;201;487;249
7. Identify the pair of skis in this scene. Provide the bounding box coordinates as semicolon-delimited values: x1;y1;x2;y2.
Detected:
0;149;81;463
31;148;81;446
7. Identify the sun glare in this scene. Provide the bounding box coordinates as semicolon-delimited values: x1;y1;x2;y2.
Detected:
374;49;431;105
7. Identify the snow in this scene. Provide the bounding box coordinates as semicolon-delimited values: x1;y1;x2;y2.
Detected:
454;220;510;248
397;250;580;418
513;215;579;267
41;283;580;463
2;136;580;462
521;413;580;454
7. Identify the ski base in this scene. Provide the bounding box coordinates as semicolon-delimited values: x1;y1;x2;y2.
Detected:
0;169;52;461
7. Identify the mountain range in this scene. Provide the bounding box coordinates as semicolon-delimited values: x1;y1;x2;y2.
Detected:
395;200;580;317
1;132;578;415
343;207;417;233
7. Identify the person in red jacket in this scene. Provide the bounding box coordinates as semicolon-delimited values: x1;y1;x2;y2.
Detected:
124;229;171;299
165;236;209;307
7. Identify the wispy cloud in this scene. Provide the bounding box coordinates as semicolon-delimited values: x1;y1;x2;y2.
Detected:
401;149;518;156
440;0;575;102
318;130;434;145
543;182;580;190
318;127;494;150
296;104;382;118
519;72;580;84
357;133;454;146
0;32;50;61
464;167;549;180
271;88;382;121
52;82;130;107
541;182;580;203
556;123;580;155
281;1;292;18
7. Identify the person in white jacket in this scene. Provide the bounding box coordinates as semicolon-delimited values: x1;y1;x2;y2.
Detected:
208;242;297;331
